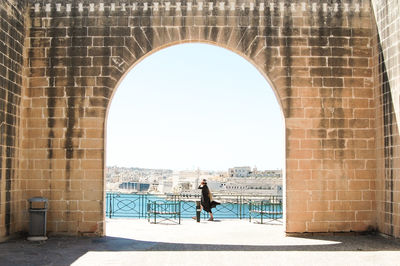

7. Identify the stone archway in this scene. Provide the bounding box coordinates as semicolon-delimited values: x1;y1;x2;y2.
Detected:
105;41;287;230
17;0;376;237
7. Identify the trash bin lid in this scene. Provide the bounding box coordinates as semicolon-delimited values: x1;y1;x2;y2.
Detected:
28;197;48;203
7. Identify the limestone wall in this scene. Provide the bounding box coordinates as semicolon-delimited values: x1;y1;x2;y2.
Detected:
3;0;398;239
0;0;26;240
371;0;400;238
21;0;377;236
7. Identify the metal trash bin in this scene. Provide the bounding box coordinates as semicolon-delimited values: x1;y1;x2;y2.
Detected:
28;197;48;241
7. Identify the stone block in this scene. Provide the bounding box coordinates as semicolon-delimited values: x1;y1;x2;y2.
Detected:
29;77;49;88
332;47;351;56
310;67;331;76
286;221;307;232
88;27;111;36
308;37;328;46
110;27;131;37
329;37;349;46
328;57;348;66
78;221;99;234
323;78;343;87
79;200;102;211
83;212;103;222
67;27;87;37
67;47;88;57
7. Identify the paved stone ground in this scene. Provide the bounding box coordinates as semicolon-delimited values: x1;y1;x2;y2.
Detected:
1;219;400;266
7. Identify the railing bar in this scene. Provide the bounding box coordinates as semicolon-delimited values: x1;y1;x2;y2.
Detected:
106;192;282;220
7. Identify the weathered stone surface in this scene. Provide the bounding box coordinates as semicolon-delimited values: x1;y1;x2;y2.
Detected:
0;0;26;241
22;0;378;237
0;0;397;240
372;0;400;238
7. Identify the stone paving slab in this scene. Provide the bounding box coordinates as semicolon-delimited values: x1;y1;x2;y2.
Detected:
1;219;400;266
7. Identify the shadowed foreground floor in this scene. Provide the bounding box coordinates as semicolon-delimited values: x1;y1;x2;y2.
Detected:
1;219;400;266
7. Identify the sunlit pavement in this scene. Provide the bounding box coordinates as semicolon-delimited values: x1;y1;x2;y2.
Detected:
1;219;400;266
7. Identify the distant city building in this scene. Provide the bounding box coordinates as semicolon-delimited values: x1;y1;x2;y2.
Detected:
220;177;282;195
253;169;282;178
228;167;282;179
119;182;150;192
106;166;173;191
106;166;282;195
206;167;283;195
158;179;173;193
174;181;192;193
228;166;252;177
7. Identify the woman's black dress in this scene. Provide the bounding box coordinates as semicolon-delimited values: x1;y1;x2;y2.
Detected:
199;184;220;213
199;184;212;212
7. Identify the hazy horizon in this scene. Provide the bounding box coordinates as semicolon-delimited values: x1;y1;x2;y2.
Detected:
106;164;282;172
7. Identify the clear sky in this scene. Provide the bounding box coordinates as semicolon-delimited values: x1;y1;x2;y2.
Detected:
106;43;284;171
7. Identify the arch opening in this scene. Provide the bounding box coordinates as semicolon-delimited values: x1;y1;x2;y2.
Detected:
105;43;286;235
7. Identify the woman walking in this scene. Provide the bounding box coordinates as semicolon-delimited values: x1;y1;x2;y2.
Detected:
198;179;219;221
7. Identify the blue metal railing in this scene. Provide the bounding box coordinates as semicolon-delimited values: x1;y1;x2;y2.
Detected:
106;192;283;220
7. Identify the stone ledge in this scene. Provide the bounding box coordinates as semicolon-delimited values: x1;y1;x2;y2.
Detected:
286;230;377;237
30;0;369;15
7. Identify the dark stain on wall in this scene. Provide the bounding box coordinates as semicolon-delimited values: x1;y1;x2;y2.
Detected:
209;1;219;43
379;40;394;236
64;12;81;193
0;0;25;236
319;2;345;153
240;6;257;59
262;4;275;74
46;6;58;161
179;1;187;41
282;0;292;117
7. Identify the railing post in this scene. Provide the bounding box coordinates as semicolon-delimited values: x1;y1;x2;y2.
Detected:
140;194;143;218
234;195;236;218
240;195;243;219
272;196;275;220
109;193;112;219
144;194;147;218
178;201;181;224
196;201;201;222
139;194;145;219
154;201;156;224
146;200;149;222
249;201;252;222
261;201;264;224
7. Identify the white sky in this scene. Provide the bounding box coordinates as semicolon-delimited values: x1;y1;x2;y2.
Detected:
106;43;284;171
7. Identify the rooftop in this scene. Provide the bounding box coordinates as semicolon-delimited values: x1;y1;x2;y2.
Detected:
1;219;400;265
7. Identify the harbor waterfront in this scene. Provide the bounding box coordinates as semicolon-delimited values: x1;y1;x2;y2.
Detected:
106;192;283;220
